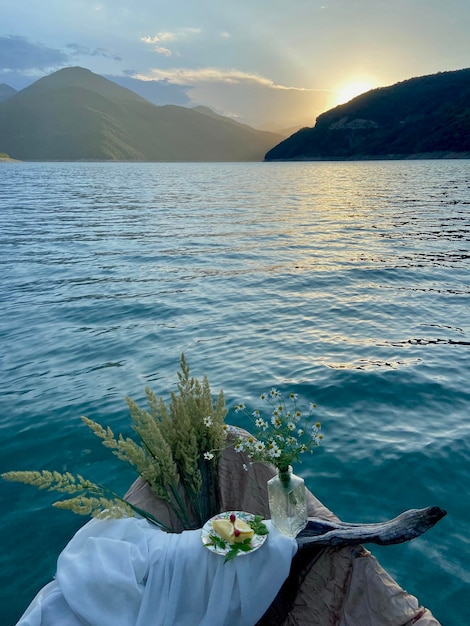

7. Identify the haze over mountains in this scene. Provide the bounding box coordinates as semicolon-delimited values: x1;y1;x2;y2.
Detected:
265;68;470;161
0;83;17;103
1;67;469;162
0;67;283;161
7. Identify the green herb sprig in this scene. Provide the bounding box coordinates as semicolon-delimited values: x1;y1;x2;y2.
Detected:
249;515;269;535
225;538;253;562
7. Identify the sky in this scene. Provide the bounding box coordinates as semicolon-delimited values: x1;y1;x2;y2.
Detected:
0;0;469;131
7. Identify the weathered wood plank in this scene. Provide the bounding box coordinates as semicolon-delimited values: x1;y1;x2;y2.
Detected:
296;506;446;548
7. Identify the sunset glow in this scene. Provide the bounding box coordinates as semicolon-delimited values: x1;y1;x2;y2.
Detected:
0;1;468;130
335;81;375;106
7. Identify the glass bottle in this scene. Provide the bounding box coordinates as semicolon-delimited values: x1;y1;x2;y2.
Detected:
267;465;308;537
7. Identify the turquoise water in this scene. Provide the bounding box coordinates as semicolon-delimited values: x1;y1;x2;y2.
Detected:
0;160;469;625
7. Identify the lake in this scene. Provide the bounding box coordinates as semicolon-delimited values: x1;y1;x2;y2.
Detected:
0;160;469;625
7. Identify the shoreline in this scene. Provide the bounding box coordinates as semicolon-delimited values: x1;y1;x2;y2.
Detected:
2;153;469;164
265;151;470;162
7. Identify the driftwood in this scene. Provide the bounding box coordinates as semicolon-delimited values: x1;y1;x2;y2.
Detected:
296;506;446;549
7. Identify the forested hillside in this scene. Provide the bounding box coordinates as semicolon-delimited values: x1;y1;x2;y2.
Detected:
265;69;470;160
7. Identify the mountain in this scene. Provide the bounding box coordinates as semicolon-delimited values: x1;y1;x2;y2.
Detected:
0;83;17;102
265;68;470;161
0;67;282;161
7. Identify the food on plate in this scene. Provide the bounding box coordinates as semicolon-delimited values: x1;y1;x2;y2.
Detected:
211;519;235;542
212;514;255;544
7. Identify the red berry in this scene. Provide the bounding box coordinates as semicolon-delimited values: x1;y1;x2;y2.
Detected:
234;529;240;537
230;513;236;523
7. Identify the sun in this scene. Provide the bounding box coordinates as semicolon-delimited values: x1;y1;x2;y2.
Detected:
335;81;375;106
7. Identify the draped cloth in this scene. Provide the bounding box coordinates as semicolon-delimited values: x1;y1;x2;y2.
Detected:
17;428;441;625
17;517;297;626
124;440;442;626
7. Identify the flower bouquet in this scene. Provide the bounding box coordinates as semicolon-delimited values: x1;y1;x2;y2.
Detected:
3;357;322;536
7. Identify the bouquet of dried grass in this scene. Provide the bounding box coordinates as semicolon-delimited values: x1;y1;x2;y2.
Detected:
2;355;228;531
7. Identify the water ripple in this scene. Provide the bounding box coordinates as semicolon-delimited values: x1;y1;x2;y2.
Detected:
0;160;469;626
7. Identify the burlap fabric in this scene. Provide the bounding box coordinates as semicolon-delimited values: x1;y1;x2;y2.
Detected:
124;436;440;626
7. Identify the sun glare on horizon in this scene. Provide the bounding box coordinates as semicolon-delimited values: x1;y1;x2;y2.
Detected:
335;80;375;105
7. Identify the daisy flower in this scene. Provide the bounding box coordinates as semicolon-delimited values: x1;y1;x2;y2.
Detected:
231;390;323;470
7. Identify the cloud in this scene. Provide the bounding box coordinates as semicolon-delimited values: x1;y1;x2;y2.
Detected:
140;28;202;56
134;67;321;92
141;33;178;45
0;35;125;88
154;47;173;57
66;44;122;62
0;35;68;71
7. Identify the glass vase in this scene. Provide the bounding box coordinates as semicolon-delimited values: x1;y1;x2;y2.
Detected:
267;466;308;537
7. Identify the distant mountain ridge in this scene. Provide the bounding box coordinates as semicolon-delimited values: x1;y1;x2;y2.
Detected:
0;67;282;161
265;68;470;160
0;83;17;102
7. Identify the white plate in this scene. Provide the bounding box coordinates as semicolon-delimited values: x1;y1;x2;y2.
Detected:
201;511;267;557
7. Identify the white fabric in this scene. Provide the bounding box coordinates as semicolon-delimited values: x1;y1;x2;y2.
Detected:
18;517;297;626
